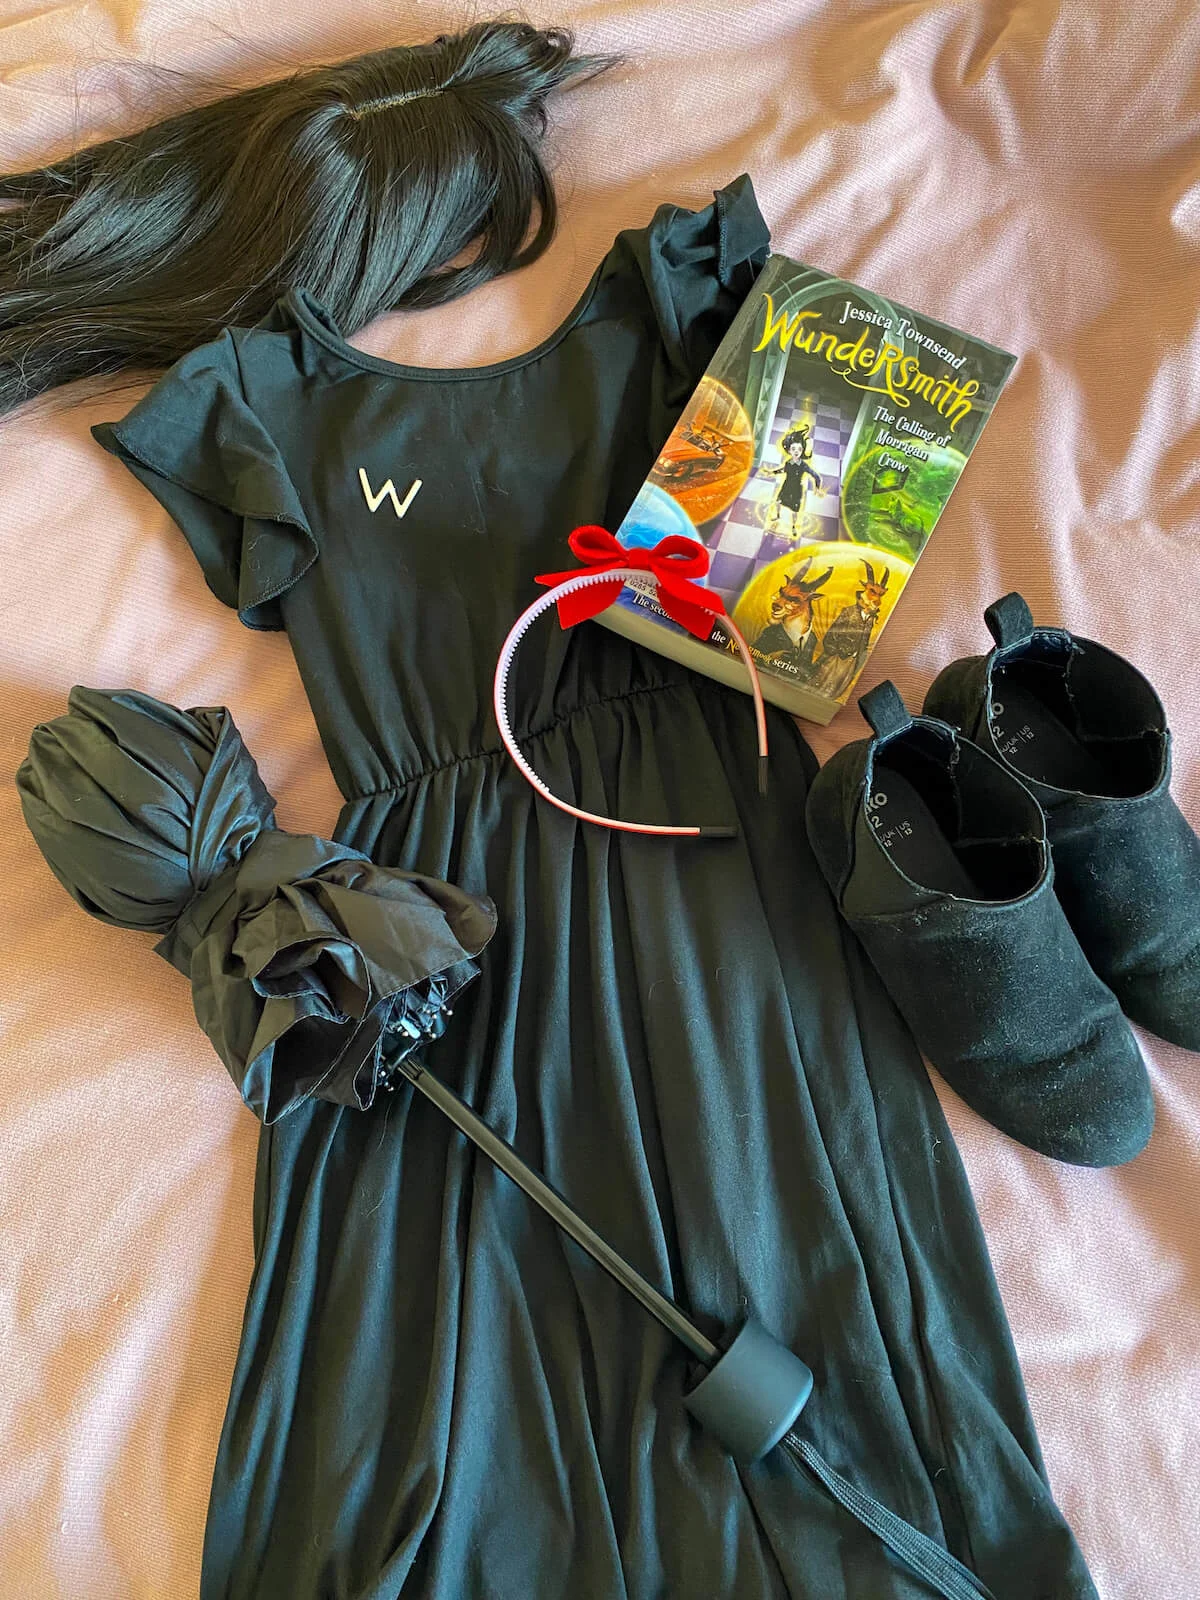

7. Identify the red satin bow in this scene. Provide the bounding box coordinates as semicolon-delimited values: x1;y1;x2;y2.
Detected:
535;525;726;640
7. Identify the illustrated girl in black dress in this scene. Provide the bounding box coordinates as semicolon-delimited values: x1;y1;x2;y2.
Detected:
763;424;821;538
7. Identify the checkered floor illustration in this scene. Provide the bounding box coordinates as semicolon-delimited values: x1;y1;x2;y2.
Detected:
705;394;856;604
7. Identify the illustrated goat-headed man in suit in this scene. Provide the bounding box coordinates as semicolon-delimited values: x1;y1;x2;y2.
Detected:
751;557;834;676
810;560;891;701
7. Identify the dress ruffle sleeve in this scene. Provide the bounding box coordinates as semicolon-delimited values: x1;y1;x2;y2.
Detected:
614;173;771;395
92;330;316;631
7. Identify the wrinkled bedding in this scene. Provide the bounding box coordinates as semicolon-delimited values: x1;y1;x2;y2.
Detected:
1;2;1198;1594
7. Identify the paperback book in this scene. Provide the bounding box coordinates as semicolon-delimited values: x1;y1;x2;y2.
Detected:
601;256;1017;723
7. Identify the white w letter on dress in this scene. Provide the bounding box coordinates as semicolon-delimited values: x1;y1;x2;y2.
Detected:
359;468;422;518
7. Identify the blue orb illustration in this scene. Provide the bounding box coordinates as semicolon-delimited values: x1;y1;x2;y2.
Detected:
615;484;696;550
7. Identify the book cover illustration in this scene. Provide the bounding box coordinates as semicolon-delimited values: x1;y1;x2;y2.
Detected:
601;255;1017;724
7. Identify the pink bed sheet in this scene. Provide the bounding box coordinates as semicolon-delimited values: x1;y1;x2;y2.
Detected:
2;2;1198;1594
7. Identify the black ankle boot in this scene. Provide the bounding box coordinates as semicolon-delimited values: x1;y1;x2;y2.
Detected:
926;593;1200;1052
805;681;1153;1166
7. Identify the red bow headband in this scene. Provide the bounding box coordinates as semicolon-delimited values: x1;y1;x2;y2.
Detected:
534;526;728;641
493;527;768;838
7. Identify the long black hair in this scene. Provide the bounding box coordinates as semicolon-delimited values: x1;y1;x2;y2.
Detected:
0;21;610;415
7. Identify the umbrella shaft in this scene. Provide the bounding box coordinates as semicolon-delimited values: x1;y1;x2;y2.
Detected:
397;1057;719;1365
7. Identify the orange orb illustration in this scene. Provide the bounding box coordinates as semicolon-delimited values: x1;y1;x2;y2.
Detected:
648;377;754;528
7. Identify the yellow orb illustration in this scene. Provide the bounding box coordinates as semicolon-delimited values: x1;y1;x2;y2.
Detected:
733;542;913;704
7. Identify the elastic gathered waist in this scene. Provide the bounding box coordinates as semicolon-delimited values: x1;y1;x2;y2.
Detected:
338;678;700;803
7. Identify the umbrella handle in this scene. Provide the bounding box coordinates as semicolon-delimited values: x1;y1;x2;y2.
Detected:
395;1054;719;1363
397;1054;817;1459
395;1054;996;1600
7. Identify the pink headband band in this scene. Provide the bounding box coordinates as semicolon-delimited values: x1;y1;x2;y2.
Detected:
493;527;768;839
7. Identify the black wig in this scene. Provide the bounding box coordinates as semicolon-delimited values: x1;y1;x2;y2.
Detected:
0;21;609;415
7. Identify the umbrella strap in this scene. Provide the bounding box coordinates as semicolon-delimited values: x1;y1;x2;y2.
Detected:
782;1433;997;1600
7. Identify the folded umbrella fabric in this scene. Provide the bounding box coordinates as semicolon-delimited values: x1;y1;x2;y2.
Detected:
17;687;497;1122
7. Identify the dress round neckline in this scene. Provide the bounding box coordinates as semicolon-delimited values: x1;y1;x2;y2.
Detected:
284;261;606;385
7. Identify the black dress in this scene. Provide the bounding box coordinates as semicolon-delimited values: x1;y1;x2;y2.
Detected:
94;178;1095;1600
776;456;819;512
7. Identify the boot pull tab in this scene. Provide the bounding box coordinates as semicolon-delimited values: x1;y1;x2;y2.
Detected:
858;681;912;740
984;592;1035;650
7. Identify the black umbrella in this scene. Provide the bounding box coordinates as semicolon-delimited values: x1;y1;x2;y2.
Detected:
17;687;995;1600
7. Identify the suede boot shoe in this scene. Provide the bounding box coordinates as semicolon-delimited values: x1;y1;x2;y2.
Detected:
926;593;1200;1051
806;681;1153;1166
